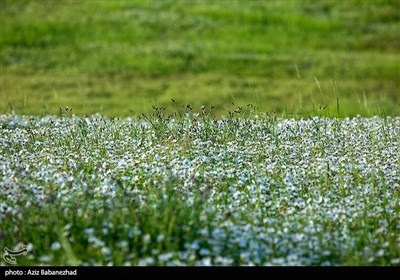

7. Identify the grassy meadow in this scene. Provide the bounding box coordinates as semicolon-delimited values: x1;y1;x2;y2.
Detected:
0;0;400;267
1;0;399;117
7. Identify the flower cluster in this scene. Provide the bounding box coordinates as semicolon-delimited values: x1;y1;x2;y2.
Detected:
0;114;399;265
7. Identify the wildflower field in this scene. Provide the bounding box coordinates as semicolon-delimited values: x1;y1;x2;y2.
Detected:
1;108;399;265
1;0;399;267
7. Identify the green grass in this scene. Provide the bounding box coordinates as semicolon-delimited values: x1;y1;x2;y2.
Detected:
1;0;399;117
1;1;399;267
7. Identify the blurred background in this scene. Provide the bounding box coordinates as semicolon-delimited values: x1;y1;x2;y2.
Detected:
1;0;399;117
